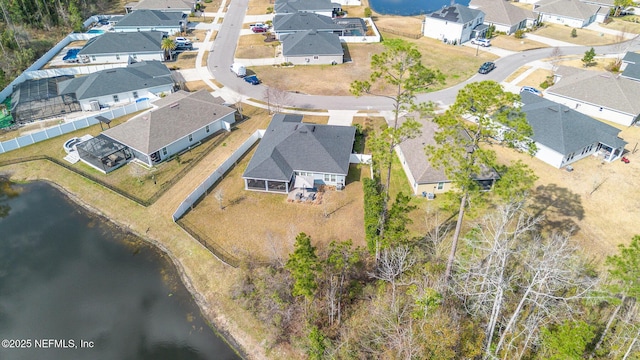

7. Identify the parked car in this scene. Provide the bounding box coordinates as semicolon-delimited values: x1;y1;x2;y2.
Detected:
252;27;267;33
230;63;247;77
176;43;193;50
175;37;192;45
244;75;260;85
250;23;269;30
471;38;491;47
520;86;542;96
478;61;495;74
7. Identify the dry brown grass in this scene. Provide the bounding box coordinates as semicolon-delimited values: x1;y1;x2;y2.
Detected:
516;68;553;88
601;17;640;34
201;50;210;67
198;0;222;12
557;57;619;72
374;16;423;35
490;35;548;51
531;23;621;45
247;0;273;15
184;80;212;92
303;115;330;124
504;66;531;83
236;34;279;58
190;29;208;42
182;153;367;263
169;52;198;69
491;124;640;260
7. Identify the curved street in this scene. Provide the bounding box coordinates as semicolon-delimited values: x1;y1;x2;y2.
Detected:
208;1;640;110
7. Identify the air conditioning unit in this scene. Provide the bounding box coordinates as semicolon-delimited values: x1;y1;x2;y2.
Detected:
89;100;100;111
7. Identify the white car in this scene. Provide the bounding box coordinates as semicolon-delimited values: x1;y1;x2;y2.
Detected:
250;23;269;30
174;37;192;45
471;38;491;47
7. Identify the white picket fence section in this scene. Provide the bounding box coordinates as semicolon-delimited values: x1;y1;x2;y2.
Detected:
172;129;264;221
0;100;151;154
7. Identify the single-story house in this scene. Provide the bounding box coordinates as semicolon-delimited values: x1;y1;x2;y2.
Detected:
470;0;536;35
423;4;487;44
113;10;187;35
125;0;195;14
57;61;175;111
101;89;235;166
520;91;627;168
77;31;165;64
281;30;344;65
396;117;499;196
273;12;346;38
275;0;341;17
533;0;603;27
545;66;640;126
620;51;640;81
243;114;356;193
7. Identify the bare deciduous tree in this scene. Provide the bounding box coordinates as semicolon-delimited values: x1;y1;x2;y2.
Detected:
371;245;415;308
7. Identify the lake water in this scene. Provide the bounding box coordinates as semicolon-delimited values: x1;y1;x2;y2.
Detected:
369;0;470;16
0;181;241;360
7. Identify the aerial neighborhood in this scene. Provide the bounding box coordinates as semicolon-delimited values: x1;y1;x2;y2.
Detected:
1;0;639;358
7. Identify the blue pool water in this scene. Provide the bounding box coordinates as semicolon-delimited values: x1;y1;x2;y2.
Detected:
369;0;470;16
87;29;105;34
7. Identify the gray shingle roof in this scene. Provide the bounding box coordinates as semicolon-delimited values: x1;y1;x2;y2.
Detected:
130;0;194;11
533;0;600;20
57;61;173;100
521;91;626;154
114;9;185;28
273;12;345;32
621;52;640;81
243;114;356;181
275;0;336;14
78;31;164;56
282;30;343;56
427;4;483;24
470;0;535;26
102;89;235;154
547;66;640;115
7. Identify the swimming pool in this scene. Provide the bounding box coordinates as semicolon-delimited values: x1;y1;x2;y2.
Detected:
87;29;105;34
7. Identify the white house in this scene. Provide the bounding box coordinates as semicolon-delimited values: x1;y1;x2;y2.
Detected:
533;0;603;27
57;61;175;111
101;89;236;166
242;114;356;193
77;31;165;64
113;10;187;35
521;92;627;168
545;66;640;126
423;4;486;44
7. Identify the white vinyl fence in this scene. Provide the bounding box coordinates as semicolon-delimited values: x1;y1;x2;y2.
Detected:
172;129;264;221
0;100;151;154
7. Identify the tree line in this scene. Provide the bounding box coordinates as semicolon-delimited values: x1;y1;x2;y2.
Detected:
231;39;640;359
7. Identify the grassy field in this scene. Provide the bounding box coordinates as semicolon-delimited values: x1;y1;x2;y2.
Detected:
490;35;548;51
246;0;273;15
601;16;640;34
504;66;531;83
516;68;553;88
236;34;279;58
531;23;621;46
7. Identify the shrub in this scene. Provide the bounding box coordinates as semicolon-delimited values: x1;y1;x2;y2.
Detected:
266;6;273;14
204;0;212;3
514;29;525;39
571;28;577;37
364;7;372;18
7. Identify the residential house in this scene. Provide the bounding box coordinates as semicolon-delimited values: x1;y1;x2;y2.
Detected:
57;61;174;111
113;10;187;35
77;31;165;64
396;117;499;196
125;0;195;14
620;51;640;81
423;4;486;44
101;89;235;166
274;0;341;17
532;0;603;27
545;66;640;126
273;12;346;38
470;0;536;35
520;91;627;167
243;114;356;193
281;30;344;65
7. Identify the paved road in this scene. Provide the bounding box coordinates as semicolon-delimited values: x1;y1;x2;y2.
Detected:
208;2;640;110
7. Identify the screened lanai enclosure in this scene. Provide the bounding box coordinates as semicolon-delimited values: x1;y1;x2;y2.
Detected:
10;76;81;124
76;134;132;173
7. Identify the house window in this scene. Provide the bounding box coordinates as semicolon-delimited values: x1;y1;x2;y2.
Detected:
162;147;167;155
116;54;120;60
91;56;96;62
324;174;330;182
330;174;336;182
132;91;139;99
206;125;210;133
133;54;137;59
113;95;119;102
437;182;444;190
189;134;193;142
314;55;319;59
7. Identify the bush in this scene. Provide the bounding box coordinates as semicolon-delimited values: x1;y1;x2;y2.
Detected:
571;28;577;37
514;29;525;39
364;7;372;18
266;6;273;13
204;0;212;3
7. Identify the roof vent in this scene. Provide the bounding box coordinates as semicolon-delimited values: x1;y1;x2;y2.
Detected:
312;125;316;132
170;103;179;108
294;124;298;130
299;130;308;133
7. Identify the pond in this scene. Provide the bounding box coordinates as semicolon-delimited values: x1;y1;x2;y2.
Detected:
369;0;470;16
0;180;241;360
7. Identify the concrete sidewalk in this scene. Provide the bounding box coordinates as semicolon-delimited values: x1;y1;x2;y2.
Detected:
524;33;577;47
327;110;357;126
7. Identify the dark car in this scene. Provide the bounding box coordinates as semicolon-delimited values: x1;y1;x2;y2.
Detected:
244;75;260;85
176;43;193;51
478;61;495;74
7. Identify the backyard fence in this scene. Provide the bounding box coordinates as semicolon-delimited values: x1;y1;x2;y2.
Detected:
0;100;151;155
377;27;422;39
